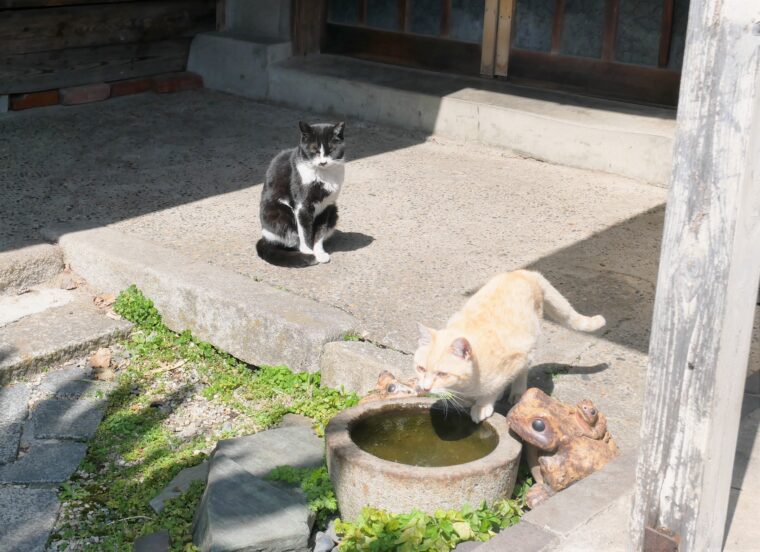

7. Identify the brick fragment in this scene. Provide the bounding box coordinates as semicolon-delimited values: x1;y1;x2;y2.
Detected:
60;83;110;106
110;77;154;98
152;72;203;94
9;90;59;111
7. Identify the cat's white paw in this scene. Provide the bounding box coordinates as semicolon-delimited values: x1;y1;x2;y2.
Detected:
299;246;314;255
470;403;494;423
315;251;331;263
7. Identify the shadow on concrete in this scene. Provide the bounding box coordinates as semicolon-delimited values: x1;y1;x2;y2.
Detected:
526;205;665;354
0;90;427;254
327;230;374;253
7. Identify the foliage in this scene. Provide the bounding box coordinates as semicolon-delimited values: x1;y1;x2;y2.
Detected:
266;465;338;526
50;286;359;550
335;499;524;552
342;331;364;342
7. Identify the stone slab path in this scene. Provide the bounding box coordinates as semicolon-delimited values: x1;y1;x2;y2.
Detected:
0;356;116;551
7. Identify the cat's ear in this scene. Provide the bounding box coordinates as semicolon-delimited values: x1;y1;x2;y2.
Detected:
417;323;434;347
333;122;345;140
298;121;312;137
450;337;472;360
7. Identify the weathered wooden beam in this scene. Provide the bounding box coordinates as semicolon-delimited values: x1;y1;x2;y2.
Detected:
479;0;499;76
630;1;760;550
493;0;515;77
292;0;326;56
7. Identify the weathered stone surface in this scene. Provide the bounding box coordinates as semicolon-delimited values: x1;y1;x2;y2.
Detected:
0;441;87;484
0;244;63;294
320;341;414;396
47;226;358;372
0;422;22;464
193;455;313;552
522;453;636;537
33;398;107;440
476;521;558;551
150;462;209;513
452;541;484;551
277;413;314;430
0;487;60;552
0;383;30;423
0;288;75;328
0;297;132;385
313;531;336;552
37;365;101;398
135;529;172;552
213;426;324;478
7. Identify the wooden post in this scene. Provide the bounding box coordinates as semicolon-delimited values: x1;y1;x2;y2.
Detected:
630;1;760;550
493;0;516;77
215;0;226;31
480;0;499;76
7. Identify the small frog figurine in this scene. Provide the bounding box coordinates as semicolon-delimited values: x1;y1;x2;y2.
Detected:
507;388;618;509
359;371;420;404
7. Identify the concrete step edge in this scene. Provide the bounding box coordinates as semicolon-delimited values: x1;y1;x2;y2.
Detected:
42;225;359;373
0;243;64;295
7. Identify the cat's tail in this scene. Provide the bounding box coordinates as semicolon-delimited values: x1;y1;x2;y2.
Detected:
256;238;317;268
529;271;606;332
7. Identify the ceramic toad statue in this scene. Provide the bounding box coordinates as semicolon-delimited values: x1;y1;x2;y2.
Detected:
359;371;420;404
507;387;619;509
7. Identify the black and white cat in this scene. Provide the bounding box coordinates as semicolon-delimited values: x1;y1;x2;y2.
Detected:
256;121;346;267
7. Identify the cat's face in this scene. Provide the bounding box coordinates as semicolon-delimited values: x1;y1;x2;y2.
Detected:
298;121;345;167
413;324;475;394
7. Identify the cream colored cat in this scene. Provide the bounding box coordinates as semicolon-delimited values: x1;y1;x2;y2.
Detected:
414;270;605;423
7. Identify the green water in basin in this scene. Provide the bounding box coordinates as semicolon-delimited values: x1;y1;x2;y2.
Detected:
350;408;498;467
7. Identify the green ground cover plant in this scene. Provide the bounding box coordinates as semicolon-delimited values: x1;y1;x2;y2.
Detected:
49;286;358;551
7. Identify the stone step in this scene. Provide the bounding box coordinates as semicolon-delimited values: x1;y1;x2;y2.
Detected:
0;244;63;294
44;226;358;372
193;426;324;552
0;294;132;385
187;31;292;99
266;54;675;186
320;340;414;395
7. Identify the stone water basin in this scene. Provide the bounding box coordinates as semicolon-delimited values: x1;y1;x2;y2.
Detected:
325;398;522;520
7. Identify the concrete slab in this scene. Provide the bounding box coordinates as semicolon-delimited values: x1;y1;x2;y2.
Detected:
188;32;291;99
0;441;87;484
0;287;74;327
0;487;60;552
150;461;209;513
268;55;675;185
47;226;358;372
0;383;30;423
0;295;132;385
320;341;414;395
0;422;22;464
0;244;62;293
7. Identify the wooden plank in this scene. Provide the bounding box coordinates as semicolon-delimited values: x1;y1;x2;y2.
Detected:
440;0;451;38
1;1;215;56
293;0;327;56
357;0;367;25
493;0;516;77
326;23;480;76
216;0;226;31
601;0;619;62
0;0;128;8
398;0;408;31
509;48;680;106
629;0;760;549
550;0;565;55
658;0;675;67
1;39;191;94
479;0;499;76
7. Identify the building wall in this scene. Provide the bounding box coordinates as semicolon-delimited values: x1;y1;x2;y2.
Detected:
1;0;216;95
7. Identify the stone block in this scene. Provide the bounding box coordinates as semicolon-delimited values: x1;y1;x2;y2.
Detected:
150;462;209;513
0;383;30;423
135;529;171;552
38;365;100;398
60;83;110;105
0;487;60;552
0;441;87;484
0;422;22;465
193;455;313;552
47;226;357;372
0;243;63;294
213;426;324;478
188;32;291;100
475;521;558;551
33;398;107;440
320;341;414;395
152;72;204;94
9;90;59;111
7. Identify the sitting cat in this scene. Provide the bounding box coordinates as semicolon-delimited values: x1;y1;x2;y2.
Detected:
256;121;346;267
414;270;605;423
